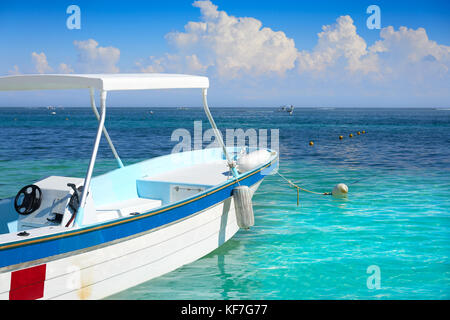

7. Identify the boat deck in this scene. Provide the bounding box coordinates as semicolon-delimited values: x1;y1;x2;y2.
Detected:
0;157;240;240
142;160;233;186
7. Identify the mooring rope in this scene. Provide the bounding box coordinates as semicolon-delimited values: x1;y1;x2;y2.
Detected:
276;171;331;206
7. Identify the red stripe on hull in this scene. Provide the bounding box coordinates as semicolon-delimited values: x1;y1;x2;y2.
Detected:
9;264;46;300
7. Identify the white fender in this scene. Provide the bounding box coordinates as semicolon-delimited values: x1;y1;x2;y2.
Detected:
233;185;254;229
237;150;271;173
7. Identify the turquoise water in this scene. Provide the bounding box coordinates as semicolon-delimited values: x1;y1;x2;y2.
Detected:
0;107;449;299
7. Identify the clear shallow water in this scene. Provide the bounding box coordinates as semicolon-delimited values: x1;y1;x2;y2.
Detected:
0;107;449;299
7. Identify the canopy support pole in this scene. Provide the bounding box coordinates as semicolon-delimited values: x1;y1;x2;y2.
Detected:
202;88;238;179
89;88;124;168
75;90;107;227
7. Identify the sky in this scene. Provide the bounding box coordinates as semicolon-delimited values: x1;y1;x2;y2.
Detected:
0;0;449;107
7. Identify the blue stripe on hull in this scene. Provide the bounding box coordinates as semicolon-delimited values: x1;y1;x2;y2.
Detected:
0;161;275;269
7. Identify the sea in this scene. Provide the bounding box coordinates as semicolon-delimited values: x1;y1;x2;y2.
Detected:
0;107;449;299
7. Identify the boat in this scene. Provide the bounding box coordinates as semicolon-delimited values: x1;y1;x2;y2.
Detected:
277;105;294;115
0;74;278;300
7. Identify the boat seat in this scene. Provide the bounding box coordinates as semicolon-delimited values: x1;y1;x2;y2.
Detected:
95;198;162;221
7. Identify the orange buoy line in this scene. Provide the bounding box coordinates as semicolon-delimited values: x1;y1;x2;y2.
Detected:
308;130;367;145
338;130;366;140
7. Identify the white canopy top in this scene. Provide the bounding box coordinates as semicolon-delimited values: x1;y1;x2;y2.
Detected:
0;73;209;92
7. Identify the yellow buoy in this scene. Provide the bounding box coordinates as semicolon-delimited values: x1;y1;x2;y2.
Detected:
339;135;343;140
349;133;353;138
357;131;361;135
309;141;314;146
362;130;366;134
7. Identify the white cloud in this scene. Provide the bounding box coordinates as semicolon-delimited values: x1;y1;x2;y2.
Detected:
296;17;450;84
137;53;207;74
73;39;120;73
7;4;449;106
141;0;298;78
297;16;378;75
12;39;119;75
133;2;449;105
58;63;74;74
8;65;21;75
368;26;450;80
31;52;53;74
292;19;450;103
30;53;74;74
370;26;450;62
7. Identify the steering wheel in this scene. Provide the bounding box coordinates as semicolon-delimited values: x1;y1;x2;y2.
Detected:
14;184;42;215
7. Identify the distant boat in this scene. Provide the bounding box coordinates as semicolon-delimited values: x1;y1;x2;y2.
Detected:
277;105;294;115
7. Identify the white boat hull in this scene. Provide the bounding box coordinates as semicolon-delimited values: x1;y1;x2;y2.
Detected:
0;182;260;300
